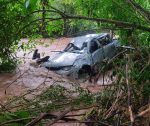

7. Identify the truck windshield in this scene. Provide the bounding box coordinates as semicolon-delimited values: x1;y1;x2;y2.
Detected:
64;43;80;52
64;43;87;53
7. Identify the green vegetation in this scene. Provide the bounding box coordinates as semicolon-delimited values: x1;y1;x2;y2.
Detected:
0;0;149;125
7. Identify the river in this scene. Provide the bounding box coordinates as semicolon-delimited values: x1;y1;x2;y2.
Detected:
0;38;116;104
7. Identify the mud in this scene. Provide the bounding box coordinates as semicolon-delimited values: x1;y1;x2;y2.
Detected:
0;38;116;104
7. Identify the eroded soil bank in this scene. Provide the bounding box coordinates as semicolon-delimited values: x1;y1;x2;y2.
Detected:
0;38;116;104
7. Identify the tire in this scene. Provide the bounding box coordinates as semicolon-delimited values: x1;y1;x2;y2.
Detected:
78;65;91;80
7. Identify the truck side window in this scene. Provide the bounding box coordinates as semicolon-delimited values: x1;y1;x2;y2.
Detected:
90;40;99;53
98;37;106;46
105;35;111;44
98;35;111;46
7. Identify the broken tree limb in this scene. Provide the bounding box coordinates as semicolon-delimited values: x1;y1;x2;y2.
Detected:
65;15;150;32
25;111;77;126
104;89;123;119
25;113;47;126
46;106;73;126
126;54;134;126
135;107;150;119
49;5;150;31
21;7;150;32
1;113;79;126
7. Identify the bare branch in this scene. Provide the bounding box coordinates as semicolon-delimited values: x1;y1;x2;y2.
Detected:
126;54;134;126
135;107;150;119
46;107;73;126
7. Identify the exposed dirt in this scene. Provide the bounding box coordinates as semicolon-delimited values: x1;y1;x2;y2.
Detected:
0;38;116;104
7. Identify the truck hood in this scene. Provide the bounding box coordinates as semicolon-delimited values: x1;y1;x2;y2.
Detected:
42;52;81;68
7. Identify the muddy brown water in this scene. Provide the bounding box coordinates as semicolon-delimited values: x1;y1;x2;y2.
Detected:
0;38;116;104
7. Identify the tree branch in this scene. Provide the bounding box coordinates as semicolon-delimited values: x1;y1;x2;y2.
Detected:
46;107;73;126
126;0;150;22
65;15;150;32
21;6;150;32
135;108;150;119
126;54;134;126
41;6;150;31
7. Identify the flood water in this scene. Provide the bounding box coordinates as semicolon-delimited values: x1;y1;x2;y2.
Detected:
0;38;116;104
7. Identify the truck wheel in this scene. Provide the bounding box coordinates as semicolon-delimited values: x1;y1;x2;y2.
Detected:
78;65;91;80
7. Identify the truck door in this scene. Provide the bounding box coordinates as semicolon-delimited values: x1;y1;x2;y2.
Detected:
98;35;116;59
89;39;104;65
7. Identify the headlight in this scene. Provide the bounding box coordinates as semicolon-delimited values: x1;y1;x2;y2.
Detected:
61;66;72;71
